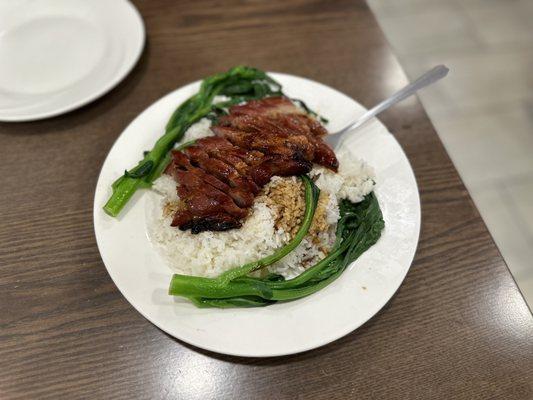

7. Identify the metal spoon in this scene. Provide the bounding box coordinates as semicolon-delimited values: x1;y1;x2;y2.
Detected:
325;65;449;149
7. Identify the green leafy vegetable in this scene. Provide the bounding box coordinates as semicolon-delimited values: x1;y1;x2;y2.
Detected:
168;175;320;296
104;65;359;306
124;160;154;179
169;190;385;308
146;139;197;183
103;66;328;217
103;66;283;217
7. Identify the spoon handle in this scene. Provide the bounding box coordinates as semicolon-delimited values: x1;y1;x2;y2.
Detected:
334;65;449;136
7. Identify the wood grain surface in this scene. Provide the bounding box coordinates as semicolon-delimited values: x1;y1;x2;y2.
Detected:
1;0;532;399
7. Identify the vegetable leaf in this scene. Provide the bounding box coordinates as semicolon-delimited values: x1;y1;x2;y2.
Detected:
168;191;384;307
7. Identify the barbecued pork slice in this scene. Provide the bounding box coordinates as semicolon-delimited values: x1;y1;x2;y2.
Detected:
202;138;265;164
184;145;260;194
211;125;311;160
164;96;338;233
170;179;244;234
167;150;254;207
216;115;316;160
202;145;251;176
174;170;247;219
228;96;303;117
215;97;338;171
172;210;241;234
251;157;312;186
196;136;266;166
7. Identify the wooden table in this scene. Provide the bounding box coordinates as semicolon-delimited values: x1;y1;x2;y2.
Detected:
1;1;532;398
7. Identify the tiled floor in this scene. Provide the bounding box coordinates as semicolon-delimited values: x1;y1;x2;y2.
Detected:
367;0;533;307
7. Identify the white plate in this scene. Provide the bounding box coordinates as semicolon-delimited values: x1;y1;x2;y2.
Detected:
93;73;421;357
0;0;144;122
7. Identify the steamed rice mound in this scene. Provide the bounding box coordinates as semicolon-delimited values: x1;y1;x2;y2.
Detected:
147;119;376;279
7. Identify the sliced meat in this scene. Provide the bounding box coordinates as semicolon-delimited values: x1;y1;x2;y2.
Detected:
210;126;254;149
184;145;260;194
215;103;335;170
273;113;328;137
195;136;235;151
196;136;266;166
177;213;242;234
172;210;241;234
174;170;247;219
168;150;254;207
211;125;308;159
311;140;339;170
228;96;303;117
251;157;312;186
164;96;338;233
171;188;242;233
204;147;251;176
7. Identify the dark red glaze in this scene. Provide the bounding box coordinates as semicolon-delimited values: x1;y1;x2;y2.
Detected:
164;96;337;233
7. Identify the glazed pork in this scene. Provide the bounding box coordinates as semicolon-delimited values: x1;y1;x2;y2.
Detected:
164;96;338;234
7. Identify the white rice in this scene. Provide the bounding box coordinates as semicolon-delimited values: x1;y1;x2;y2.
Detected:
181;118;213;142
147;119;375;278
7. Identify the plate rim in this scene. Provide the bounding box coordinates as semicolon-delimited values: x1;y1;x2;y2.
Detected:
93;72;421;357
0;0;145;122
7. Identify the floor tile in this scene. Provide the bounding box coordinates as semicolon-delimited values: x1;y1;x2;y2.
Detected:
470;186;533;284
516;275;533;311
367;0;533;308
375;8;482;56
504;177;533;240
471;187;533;305
400;56;459;117
401;49;533;112
434;106;533;187
461;1;533;47
367;0;452;17
459;0;533;14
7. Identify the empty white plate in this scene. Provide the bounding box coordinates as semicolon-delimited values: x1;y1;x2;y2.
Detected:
93;73;421;357
0;0;144;122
